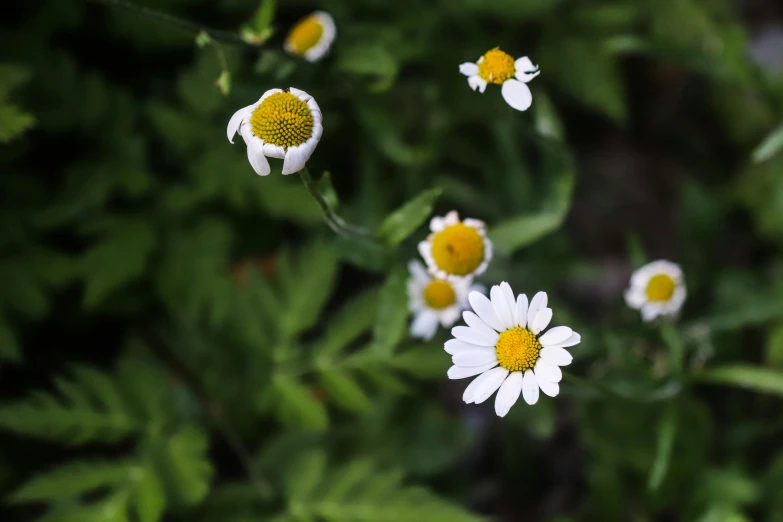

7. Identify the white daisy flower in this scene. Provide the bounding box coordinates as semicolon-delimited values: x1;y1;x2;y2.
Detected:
227;87;322;176
284;11;336;62
445;283;580;417
417;211;493;281
459;48;540;111
407;260;481;341
625;260;686;322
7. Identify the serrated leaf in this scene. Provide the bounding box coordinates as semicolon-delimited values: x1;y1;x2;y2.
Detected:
284;450;326;503
155;427;213;505
694;365;783;397
332;235;393;273
132;465;166;522
319;370;372;413
371;268;408;356
318;289;378;356
11;460;133;502
280;242;339;337
378;188;442;247
271;375;328;431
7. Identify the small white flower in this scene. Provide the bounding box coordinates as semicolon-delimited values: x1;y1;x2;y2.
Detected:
459;48;540;111
284;11;336;62
445;283;580;417
625;260;686;322
227;87;323;176
407;260;481;341
418;211;493;281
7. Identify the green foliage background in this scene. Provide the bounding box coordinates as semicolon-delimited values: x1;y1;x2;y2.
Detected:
2;0;783;521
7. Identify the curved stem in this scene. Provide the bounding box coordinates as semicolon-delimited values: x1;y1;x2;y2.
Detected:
298;166;379;242
87;0;260;47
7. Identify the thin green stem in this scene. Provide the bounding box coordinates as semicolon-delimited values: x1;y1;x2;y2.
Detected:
298;166;379;242
87;0;260;47
660;321;685;374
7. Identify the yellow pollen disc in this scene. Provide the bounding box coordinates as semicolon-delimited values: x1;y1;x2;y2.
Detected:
423;280;456;310
249;92;313;148
645;273;676;302
286;16;324;53
478;48;516;84
496;327;541;372
430;223;485;276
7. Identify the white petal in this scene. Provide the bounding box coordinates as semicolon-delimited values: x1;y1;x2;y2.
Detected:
429;216;446;232
540;346;573;367
516;294;529;328
499;282;518;326
246;135;271;176
227;105;253;144
515;56;537;73
462;218;486;231
641;302;663;322
625;287;646;309
459;62;479;76
490;285;515;330
534;359;562;383
443;211;460;225
522;370;539;405
548;332;581;349
468;75;487;93
437;307;462;327
468;291;505;332
462;312;499;340
410;312;439;340
259;88;283;104
444;339;484;355
281;145;307;175
531;308;552;334
289;87;312;102
408;260;430;284
448;361;498;380
537;379;559;398
527;292;547;329
516;68;541;83
539;326;573;346
262;143;286;159
501;79;533;111
494;371;523;417
451;326;498;347
471;367;509;404
452;349;498;367
462;374;485;403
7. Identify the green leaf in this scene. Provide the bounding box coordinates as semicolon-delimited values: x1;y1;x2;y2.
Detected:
317;171;340;212
0;317;21;363
131;466;166;522
488;213;562;254
752;123;783;163
648;406;677;491
318;289;378;356
391;344;448;379
693;365;783;397
371;268;409;356
284;450;326;502
319;370;372;413
154;427;213;506
337;44;398;92
378;188;442;247
271;374;328;431
0;103;35;143
11;460;134;502
766;324;783;368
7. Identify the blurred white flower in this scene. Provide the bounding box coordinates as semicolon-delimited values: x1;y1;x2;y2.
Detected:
625;260;686;322
227;88;322;176
284;12;336;62
446;284;580;416
459;48;540;111
418;211;493;281
407;260;481;341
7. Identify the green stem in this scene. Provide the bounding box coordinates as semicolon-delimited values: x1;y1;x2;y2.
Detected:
87;0;260;47
298;166;378;242
660;321;685;374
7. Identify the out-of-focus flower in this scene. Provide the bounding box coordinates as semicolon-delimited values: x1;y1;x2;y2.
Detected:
284;12;336;62
446;284;580;416
407;260;480;341
418;211;493;281
625;260;686;321
227;87;322;175
459;48;540;111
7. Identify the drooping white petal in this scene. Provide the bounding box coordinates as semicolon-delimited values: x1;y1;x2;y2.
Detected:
527;292;547;329
471;367;509;404
532;308;552;334
447;361;498;380
468;75;487;93
501;79;533;111
258;88;283;104
522;369;539;405
245;135;271;176
459;62;479;76
227;105;253;144
289;87;312;102
451;326;498;347
516;294;529;328
537;379;559;398
453;349;498;367
444;339;484;355
410;311;439;340
540;346;573;367
641;302;663;322
548;332;581;349
262;143;286;159
499;282;518;326
462;312;499;340
534;358;562;383
490;285;515;330
539;326;573;347
468;292;505;332
281;145;307;175
515;56;537;73
494;371;523;417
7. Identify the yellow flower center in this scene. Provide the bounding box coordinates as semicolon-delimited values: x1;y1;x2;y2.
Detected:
478;48;516;84
645;273;676;302
496;327;541;372
287;16;324;53
423;280;456;310
430;223;485;276
249;92;313;148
